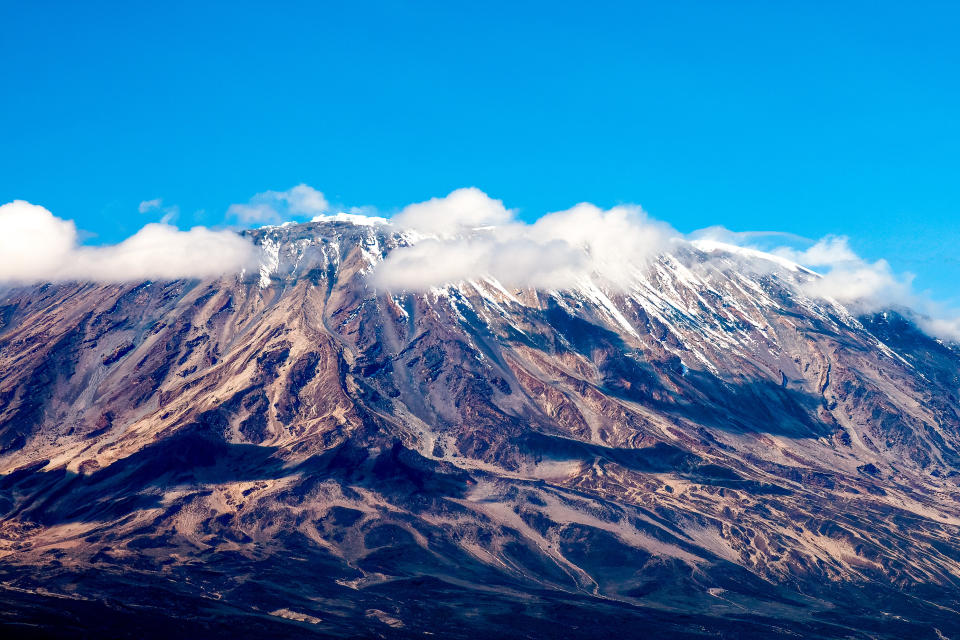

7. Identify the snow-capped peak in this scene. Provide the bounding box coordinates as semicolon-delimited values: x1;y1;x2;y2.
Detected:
311;212;390;226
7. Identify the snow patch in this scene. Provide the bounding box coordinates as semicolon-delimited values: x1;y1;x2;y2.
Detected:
312;212;389;226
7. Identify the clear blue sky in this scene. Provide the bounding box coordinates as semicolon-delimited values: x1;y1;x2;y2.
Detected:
2;1;959;300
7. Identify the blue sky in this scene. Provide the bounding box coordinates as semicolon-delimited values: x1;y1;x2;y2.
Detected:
2;1;959;301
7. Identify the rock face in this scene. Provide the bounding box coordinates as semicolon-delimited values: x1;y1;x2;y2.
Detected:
1;220;959;639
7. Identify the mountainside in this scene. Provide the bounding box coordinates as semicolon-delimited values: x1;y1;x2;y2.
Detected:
1;219;960;639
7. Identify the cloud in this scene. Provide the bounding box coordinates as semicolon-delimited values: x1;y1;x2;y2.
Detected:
138;198;180;224
690;226;810;247
530;203;676;286
11;183;959;343
138;198;163;214
700;229;960;341
0;200;256;284
772;235;859;267
917;315;960;342
284;184;330;214
228;203;279;225
0;201;78;283
372;189;677;290
804;259;913;307
373;193;960;341
796;251;960;342
228;184;329;225
376;237;585;290
763;235;915;310
390;187;514;236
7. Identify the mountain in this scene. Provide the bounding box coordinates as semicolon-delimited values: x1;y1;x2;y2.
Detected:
1;219;959;639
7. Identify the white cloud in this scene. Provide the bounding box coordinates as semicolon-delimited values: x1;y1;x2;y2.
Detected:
690;226;809;247
702;229;960;341
0;200;256;284
375;237;585;290
799;257;960;342
138;198;180;224
372;189;677;290
284;184;330;215
917;314;960;342
530;203;676;287
138;198;163;214
772;235;859;267
0;201;78;283
228;184;329;225
762;235;916;311
70;224;257;281
390;187;514;236
803;258;913;309
228;202;281;225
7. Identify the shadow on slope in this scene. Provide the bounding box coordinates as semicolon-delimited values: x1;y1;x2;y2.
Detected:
0;426;474;528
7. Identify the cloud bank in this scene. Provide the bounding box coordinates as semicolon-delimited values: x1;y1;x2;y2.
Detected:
774;236;960;340
5;183;959;342
363;187;960;341
692;228;960;341
0;200;256;284
373;188;677;290
770;236;913;308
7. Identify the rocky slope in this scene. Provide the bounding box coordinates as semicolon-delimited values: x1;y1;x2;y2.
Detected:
1;219;959;638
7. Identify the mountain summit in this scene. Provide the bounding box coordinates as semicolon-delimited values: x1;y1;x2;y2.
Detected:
1;219;959;638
